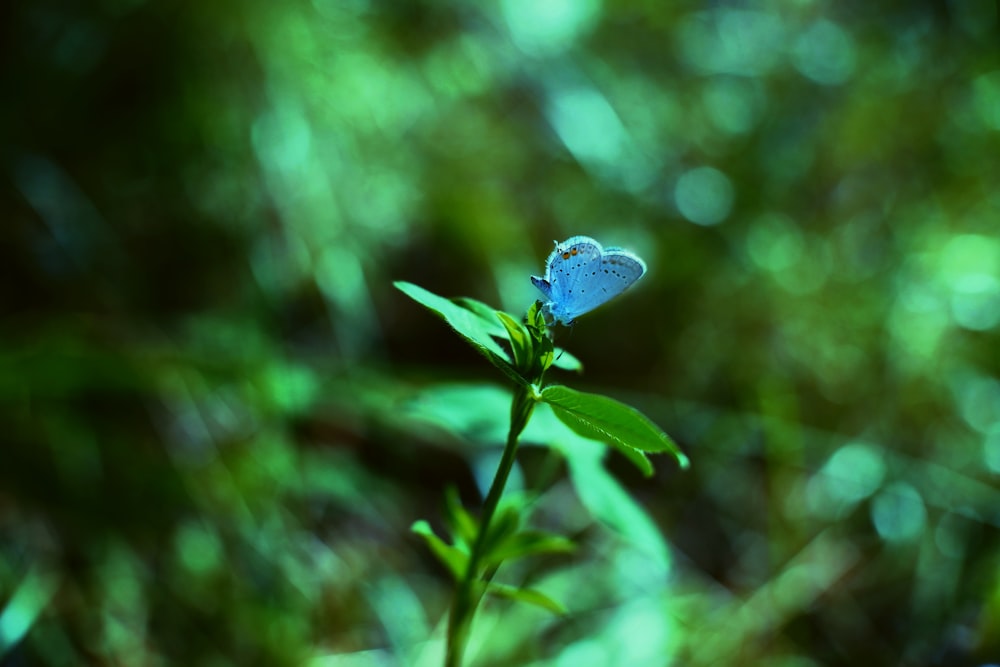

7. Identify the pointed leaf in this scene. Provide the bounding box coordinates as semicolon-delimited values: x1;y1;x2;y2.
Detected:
525;301;556;372
403;383;511;445
551;348;582;372
454;297;510;338
541;385;688;469
412;520;467;579
486;582;568;615
444;488;477;547
481;530;576;568
395;282;526;386
495;311;532;372
608;442;655;477
563;443;670;570
526;405;671;568
479;505;521;562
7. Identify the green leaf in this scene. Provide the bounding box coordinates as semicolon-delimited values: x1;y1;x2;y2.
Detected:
453;297;509;338
541;385;689;469
486;582;568;615
495;311;531;372
562;440;670;571
551;348;582;373
608;442;655;477
525;405;670;568
481;530;575;568
479;505;522;562
403;383;511;445
395;282;526;387
412;520;467;580
444;488;477;547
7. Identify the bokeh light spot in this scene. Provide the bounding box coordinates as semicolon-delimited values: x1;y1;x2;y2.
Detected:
934;511;971;559
555;639;612;667
747;213;803;272
890;282;949;373
940;234;1000;285
871;482;926;542
972;71;1000;130
674;166;733;226
792;19;856;86
548;84;627;170
176;522;224;575
807;442;885;518
423;35;495;97
502;0;600;57
955;374;1000;433
252;105;312;174
677;10;785;76
950;273;1000;330
826;443;885;504
261;360;320;415
702;77;765;135
746;214;831;294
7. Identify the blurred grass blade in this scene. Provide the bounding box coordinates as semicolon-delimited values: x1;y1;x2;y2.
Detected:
478;505;522;564
564;446;670;570
486;582;568;615
444;487;478;547
0;568;60;657
412;520;467;580
481;530;575;568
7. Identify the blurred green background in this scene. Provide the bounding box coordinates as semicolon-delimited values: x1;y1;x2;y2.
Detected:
3;0;1000;665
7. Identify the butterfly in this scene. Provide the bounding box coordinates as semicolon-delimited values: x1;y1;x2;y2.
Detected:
531;235;647;326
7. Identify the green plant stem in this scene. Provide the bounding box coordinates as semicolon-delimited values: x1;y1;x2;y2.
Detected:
444;387;535;667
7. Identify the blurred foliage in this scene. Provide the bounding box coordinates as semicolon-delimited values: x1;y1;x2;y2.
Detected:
3;0;1000;665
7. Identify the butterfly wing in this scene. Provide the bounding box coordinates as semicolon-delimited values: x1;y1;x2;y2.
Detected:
542;236;607;323
530;275;553;300
554;247;646;322
532;236;647;325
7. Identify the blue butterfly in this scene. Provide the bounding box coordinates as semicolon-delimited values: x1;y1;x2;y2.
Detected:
531;235;647;326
